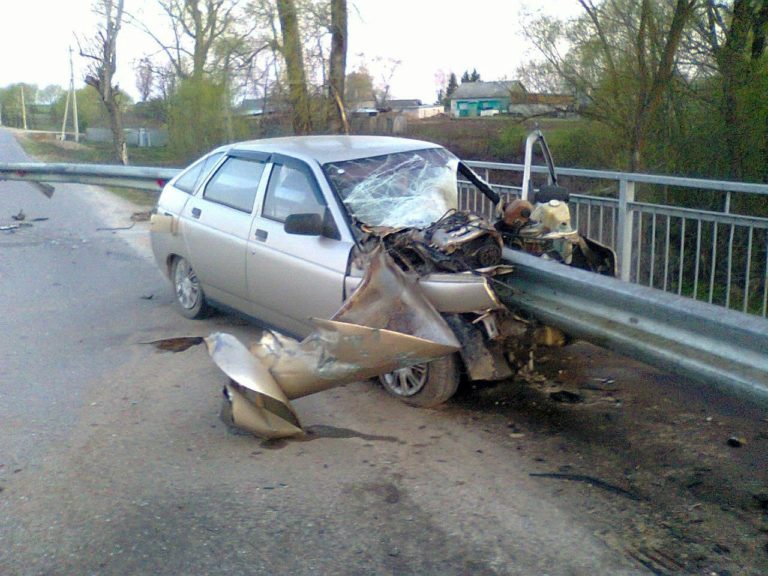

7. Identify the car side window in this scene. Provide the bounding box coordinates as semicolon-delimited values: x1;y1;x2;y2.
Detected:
174;151;224;193
262;164;327;223
203;157;266;213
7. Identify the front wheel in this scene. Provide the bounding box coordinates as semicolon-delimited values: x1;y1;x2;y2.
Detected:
379;354;460;407
171;256;211;319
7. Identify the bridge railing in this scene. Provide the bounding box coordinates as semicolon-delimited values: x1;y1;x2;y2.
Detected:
462;161;768;317
2;158;767;317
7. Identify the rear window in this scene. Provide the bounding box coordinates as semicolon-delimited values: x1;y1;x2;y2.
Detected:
174;152;224;193
203;157;266;213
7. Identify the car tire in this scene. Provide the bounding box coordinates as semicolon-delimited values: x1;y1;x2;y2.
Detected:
378;354;460;407
171;256;211;319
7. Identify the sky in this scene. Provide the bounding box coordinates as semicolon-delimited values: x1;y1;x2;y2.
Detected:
0;0;584;103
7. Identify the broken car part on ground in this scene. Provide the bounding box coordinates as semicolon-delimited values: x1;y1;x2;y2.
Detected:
149;131;617;438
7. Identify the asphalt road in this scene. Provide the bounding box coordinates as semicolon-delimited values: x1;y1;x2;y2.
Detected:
2;129;766;576
0;129;649;575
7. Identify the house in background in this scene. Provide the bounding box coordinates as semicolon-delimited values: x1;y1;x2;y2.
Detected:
508;92;576;117
449;81;525;118
381;99;443;119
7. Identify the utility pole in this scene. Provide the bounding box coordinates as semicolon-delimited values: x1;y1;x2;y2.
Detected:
61;47;79;141
60;90;71;141
20;85;28;130
71;46;79;142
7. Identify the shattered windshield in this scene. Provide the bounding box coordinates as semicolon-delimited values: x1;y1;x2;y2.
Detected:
323;148;459;228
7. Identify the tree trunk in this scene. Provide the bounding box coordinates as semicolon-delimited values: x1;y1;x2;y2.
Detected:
276;0;313;135
84;0;128;165
629;0;695;171
718;0;753;179
327;0;348;134
106;97;128;165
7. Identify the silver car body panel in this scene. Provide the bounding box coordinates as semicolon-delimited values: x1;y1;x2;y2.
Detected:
151;136;504;339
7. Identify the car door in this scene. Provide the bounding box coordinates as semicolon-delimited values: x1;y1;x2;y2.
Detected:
180;151;269;309
246;155;354;337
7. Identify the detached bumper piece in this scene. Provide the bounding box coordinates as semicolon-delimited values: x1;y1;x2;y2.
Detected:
206;245;460;438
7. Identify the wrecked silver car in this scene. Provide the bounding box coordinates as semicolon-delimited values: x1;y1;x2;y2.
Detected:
151;132;615;437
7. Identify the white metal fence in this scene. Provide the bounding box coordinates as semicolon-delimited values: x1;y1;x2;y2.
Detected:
462;161;768;317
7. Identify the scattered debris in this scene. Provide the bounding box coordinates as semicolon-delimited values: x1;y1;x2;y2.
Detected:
146;336;205;353
130;211;151;222
11;209;25;221
153;246;460;438
549;390;584;404
626;546;686;574
530;472;643;501
580;379;619;392
726;436;746;448
96;222;136;232
140;294;154;300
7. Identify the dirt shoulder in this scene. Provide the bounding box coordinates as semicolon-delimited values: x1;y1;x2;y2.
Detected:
449;342;768;575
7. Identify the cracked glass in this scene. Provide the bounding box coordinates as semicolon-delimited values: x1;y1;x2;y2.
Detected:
323;148;459;228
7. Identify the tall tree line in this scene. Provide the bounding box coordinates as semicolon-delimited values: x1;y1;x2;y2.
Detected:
521;0;768;183
80;0;349;162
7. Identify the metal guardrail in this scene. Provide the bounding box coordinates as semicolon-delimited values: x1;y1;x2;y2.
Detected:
463;161;768;317
498;248;768;407
1;159;766;406
0;162;180;193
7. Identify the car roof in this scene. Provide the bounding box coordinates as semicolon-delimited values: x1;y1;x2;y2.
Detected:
225;135;444;165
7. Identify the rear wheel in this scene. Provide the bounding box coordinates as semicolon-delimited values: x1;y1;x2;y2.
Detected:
171;256;211;319
379;354;460;407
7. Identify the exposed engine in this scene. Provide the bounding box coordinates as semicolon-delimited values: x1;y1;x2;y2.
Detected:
496;198;616;276
371;211;503;275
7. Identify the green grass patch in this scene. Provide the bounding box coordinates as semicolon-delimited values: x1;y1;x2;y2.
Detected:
14;132;167;208
16;132;184;167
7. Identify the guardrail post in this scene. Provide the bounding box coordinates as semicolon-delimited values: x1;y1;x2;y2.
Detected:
617;179;636;282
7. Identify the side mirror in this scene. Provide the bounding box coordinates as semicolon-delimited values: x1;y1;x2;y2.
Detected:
284;213;324;236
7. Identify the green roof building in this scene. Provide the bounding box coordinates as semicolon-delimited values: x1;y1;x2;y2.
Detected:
449;80;525;118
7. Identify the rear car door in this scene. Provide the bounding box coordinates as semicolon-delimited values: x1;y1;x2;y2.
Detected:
180;152;269;309
246;155;354;337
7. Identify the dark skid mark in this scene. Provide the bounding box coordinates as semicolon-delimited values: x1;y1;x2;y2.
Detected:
530;472;644;501
145;336;205;353
549;390;584;404
257;425;403;448
304;424;403;444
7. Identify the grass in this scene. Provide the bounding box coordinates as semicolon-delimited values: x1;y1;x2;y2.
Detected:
16;132;183;167
14;132;175;207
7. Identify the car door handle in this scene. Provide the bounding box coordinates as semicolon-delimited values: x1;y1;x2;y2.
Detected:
191;207;202;219
254;229;268;242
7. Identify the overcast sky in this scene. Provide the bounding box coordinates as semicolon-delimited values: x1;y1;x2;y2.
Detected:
0;0;583;103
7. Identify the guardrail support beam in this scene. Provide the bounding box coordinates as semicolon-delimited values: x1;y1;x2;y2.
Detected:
617;179;636;282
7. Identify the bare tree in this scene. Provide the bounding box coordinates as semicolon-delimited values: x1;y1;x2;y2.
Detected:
135;57;155;101
524;0;697;170
80;0;128;165
371;56;401;108
131;0;240;80
276;0;313;134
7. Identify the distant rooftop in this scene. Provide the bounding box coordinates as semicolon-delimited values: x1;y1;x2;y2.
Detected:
451;81;525;100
